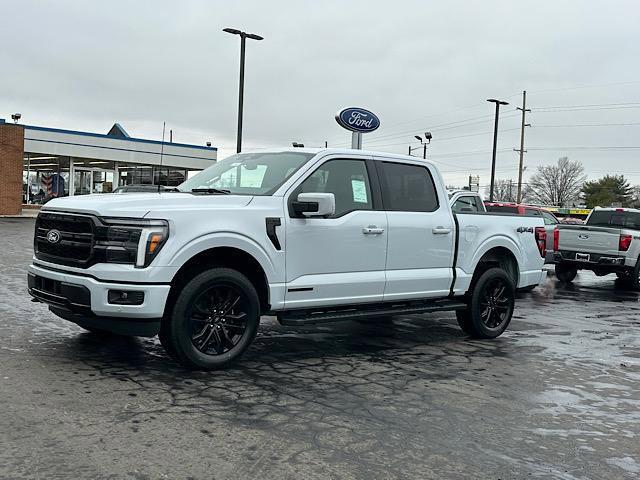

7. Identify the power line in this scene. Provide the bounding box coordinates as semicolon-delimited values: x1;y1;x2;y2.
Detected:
533;122;640;128
528;146;640;151
527;79;640;95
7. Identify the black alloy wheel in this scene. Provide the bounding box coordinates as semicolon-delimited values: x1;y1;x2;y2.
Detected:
479;277;512;329
189;284;248;355
160;268;260;370
456;267;515;339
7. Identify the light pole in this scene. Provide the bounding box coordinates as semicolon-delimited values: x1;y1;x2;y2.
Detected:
408;132;432;158
486;98;509;202
223;28;263;153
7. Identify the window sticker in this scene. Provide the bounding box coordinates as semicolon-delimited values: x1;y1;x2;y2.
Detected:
351;179;368;203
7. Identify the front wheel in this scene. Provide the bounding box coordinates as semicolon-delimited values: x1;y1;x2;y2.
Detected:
456;267;515;339
555;263;577;283
160;268;260;370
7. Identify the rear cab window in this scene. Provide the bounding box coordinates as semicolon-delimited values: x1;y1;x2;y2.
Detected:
485;204;519;214
587;210;640;229
525;208;542;217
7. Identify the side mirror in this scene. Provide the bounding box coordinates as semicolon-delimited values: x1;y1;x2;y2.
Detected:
292;193;335;217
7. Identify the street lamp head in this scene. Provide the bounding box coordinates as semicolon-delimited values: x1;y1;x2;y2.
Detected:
486;98;509;106
425;131;432;142
292;142;304;148
223;28;242;35
245;33;264;41
414;135;423;142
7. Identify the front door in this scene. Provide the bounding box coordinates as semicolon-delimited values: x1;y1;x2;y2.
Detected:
284;157;387;309
375;159;455;300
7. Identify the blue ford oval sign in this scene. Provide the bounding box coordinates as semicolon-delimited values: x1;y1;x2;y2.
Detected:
335;107;380;133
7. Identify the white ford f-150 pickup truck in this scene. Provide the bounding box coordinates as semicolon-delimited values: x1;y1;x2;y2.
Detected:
28;149;546;369
554;207;640;288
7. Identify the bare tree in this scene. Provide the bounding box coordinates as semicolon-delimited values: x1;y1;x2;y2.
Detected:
485;179;517;202
527;157;586;206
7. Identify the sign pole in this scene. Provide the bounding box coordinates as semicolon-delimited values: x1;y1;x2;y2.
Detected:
351;132;362;150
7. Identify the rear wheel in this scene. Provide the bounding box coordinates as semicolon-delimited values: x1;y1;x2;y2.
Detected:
456;267;515;339
617;262;640;290
555;263;577;283
160;268;260;370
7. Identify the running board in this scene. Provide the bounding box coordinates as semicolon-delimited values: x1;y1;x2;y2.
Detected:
278;299;468;326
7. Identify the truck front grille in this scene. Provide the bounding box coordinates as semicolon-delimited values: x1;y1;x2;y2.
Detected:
35;212;95;267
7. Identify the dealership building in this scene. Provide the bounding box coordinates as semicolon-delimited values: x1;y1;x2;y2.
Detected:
0;119;217;216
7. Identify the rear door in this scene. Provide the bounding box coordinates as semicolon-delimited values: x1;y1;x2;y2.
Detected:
375;159;455;300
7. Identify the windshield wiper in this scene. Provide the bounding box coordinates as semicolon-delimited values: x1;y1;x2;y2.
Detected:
190;188;231;195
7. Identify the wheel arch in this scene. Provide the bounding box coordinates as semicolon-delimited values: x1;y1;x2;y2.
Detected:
165;245;272;317
470;245;520;291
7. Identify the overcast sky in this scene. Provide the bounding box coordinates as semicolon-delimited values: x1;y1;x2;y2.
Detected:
3;0;640;188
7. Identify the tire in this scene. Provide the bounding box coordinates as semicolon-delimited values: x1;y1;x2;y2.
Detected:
555;263;577;283
456;267;515;339
160;268;260;370
619;262;640;290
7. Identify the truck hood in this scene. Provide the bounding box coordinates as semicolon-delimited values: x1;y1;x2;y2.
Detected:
42;193;254;218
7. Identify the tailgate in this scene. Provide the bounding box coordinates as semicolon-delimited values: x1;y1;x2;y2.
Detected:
557;226;621;256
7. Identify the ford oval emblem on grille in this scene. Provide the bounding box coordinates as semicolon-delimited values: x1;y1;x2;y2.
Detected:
47;229;61;244
578;234;590;240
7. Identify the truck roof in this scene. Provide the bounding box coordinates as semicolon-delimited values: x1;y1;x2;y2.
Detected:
592;206;640;213
253;148;438;168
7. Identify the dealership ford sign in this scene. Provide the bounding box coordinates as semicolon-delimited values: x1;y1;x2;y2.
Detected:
335;107;380;133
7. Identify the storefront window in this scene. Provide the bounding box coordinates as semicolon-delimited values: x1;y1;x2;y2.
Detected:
23;155;70;204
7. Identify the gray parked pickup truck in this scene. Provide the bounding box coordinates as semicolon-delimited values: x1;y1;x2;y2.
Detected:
554;207;640;288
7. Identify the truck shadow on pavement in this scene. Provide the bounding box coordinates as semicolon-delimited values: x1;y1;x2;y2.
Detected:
54;314;514;379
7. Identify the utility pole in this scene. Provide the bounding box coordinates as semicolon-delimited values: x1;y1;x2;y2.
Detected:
487;99;509;202
515;90;531;203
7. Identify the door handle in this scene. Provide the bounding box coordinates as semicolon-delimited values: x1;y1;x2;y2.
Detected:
362;226;385;235
432;227;451;235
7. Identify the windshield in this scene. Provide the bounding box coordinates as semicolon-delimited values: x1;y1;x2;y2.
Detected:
587;210;640;229
178;151;315;195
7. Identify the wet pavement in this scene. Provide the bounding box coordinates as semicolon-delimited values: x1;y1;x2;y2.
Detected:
1;218;639;480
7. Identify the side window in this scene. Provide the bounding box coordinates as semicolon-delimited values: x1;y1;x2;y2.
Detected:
379;162;439;212
542;211;558;225
525;208;542;217
293;159;373;217
452;196;479;213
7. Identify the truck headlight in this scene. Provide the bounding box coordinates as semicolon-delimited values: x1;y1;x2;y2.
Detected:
96;218;169;268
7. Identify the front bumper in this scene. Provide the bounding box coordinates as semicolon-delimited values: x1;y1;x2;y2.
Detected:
27;263;170;336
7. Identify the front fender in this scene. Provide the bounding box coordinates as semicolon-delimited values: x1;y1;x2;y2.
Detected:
167;231;281;284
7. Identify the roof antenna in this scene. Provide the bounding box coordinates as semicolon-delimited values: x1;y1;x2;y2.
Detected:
158;121;165;193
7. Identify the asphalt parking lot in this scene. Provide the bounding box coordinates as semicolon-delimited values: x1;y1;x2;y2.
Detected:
1;218;639;480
